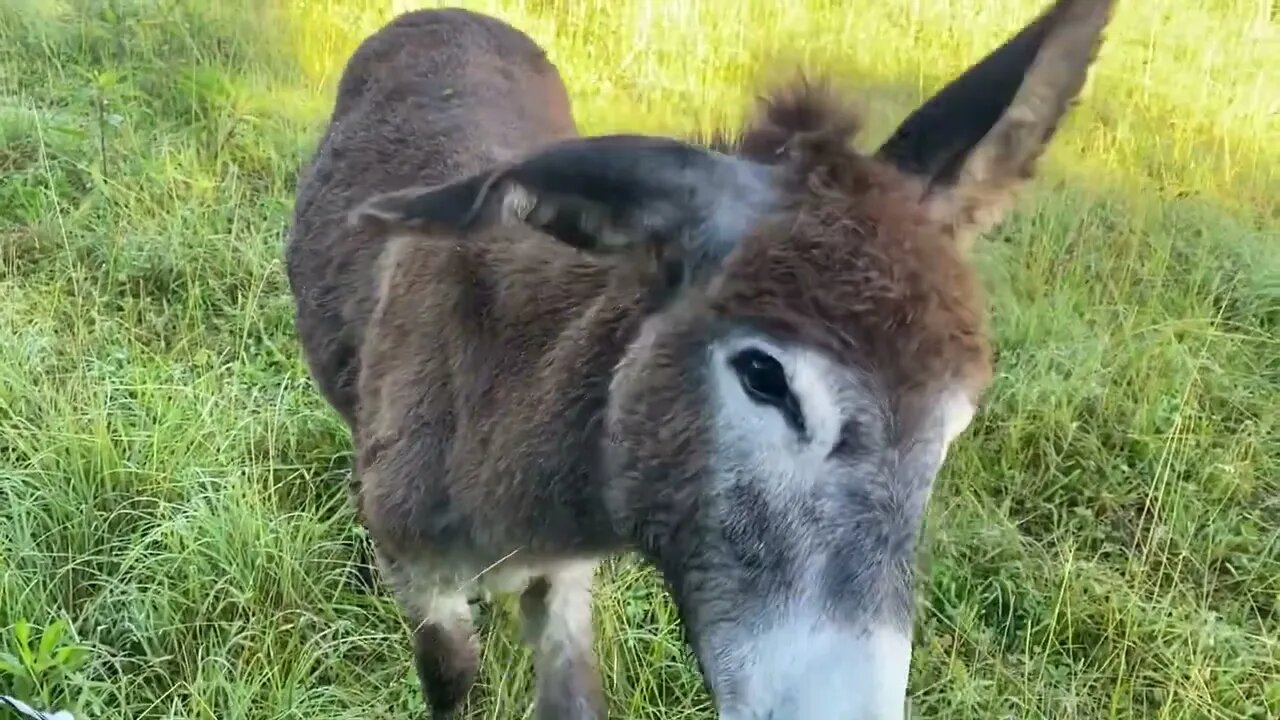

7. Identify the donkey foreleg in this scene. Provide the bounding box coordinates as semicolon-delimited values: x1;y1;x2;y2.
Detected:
519;562;606;720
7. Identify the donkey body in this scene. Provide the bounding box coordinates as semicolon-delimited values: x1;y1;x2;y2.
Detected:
285;3;1115;719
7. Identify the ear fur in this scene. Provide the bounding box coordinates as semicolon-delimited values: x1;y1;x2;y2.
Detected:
350;133;778;289
875;0;1116;249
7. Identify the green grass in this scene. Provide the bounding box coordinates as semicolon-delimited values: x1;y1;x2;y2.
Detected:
1;0;1276;717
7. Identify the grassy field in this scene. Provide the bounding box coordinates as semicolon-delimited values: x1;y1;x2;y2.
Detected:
1;0;1277;718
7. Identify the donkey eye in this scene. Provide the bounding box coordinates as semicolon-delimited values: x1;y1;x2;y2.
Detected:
728;348;806;435
730;349;787;402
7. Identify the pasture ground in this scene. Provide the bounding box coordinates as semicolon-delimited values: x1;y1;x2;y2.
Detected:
1;0;1277;718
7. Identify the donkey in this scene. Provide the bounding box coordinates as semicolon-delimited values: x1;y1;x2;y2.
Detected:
284;1;1115;718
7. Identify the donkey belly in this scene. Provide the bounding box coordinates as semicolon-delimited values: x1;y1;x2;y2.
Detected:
380;548;604;611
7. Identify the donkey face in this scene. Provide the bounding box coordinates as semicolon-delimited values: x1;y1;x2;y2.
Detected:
353;1;1114;717
605;289;985;720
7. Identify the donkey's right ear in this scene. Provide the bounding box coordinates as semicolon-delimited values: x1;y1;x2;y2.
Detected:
351;134;777;286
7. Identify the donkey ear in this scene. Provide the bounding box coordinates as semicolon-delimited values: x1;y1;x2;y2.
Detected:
351;134;775;287
874;0;1115;249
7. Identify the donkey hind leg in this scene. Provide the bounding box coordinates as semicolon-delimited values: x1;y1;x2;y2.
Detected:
519;562;606;720
388;566;481;720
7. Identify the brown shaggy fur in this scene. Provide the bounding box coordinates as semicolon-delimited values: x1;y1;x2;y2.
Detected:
286;8;578;432
351;78;992;561
284;2;1114;717
710;79;993;405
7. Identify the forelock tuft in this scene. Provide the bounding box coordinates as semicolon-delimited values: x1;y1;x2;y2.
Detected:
732;75;864;163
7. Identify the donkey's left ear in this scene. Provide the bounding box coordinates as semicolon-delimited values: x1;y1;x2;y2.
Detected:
874;0;1116;250
350;134;776;290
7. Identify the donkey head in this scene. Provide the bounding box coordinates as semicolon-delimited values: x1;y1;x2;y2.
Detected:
352;1;1114;717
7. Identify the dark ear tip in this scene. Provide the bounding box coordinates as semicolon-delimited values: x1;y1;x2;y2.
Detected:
1038;0;1118;97
1046;0;1118;46
346;204;376;232
342;173;511;238
346;197;395;233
